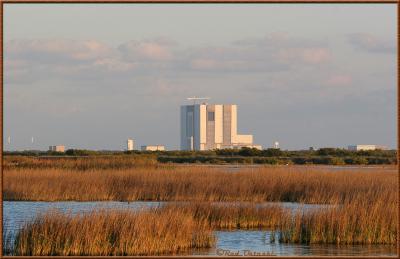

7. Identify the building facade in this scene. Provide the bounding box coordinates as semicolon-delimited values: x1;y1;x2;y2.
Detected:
49;145;65;152
180;104;261;151
141;145;165;151
348;145;387;151
127;139;134;151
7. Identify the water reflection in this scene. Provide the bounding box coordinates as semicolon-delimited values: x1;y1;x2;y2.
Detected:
205;230;396;256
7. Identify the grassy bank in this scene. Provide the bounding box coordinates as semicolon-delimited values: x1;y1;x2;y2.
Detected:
4;166;397;204
10;207;214;256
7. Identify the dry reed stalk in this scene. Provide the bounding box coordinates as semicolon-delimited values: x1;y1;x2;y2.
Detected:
13;208;214;256
4;166;397;204
162;202;291;229
275;192;397;245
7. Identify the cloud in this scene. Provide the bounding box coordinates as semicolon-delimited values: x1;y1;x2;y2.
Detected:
93;58;136;72
325;75;352;86
233;32;323;49
183;33;331;73
118;39;175;61
189;58;250;71
277;47;331;64
5;34;332;84
5;39;136;82
6;39;113;63
301;48;331;64
347;33;395;54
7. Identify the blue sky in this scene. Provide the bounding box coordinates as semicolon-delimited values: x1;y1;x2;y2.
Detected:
4;4;397;150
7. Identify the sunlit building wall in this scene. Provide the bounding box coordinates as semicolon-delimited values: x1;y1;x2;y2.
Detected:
181;104;261;151
127;139;134;151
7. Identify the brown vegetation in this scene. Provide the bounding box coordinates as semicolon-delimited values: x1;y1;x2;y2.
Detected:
3;155;157;170
274;192;398;245
161;198;397;245
12;207;214;256
4;164;397;204
165;202;290;229
4;155;398;252
11;198;397;256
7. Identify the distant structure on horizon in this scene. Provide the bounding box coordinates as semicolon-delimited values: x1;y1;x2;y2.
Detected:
127;139;134;151
348;144;387;151
273;141;280;149
49;145;65;152
180;101;261;151
141;145;165;151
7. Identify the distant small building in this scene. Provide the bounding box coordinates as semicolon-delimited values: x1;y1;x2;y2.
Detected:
141;145;165;151
252;145;263;150
348;145;387;151
127;139;134;151
49;145;65;152
273;141;280;149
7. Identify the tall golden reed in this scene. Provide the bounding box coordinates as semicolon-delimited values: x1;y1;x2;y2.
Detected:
275;192;398;245
4;165;397;204
5;155;398;251
13;208;214;256
11;199;397;257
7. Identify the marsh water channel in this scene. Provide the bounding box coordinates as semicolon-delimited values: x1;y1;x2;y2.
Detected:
3;201;396;256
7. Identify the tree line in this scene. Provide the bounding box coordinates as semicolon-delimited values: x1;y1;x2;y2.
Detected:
4;147;396;165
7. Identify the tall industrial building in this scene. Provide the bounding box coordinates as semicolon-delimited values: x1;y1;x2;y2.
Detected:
127;139;134;151
180;103;261;151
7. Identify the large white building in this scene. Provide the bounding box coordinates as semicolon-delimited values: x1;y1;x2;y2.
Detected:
127;139;134;151
141;145;165;151
348;145;387;151
180;103;261;151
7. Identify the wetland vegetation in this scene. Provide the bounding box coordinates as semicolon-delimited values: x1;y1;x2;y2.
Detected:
3;154;398;255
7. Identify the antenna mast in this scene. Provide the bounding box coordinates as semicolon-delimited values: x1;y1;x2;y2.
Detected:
187;96;210;105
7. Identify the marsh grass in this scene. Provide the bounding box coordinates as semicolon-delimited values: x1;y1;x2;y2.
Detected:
11;199;397;256
4;155;398;252
4;155;157;170
164;202;291;229
274;194;398;245
12;207;214;256
4;165;397;204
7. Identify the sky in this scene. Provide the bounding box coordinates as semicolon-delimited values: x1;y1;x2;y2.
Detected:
3;4;397;151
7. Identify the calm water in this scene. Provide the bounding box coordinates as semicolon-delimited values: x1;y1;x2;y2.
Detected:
204;231;396;256
176;164;397;173
3;201;397;256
